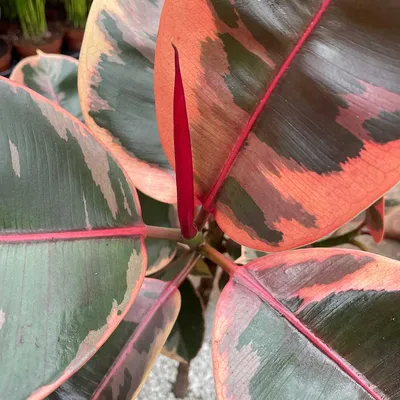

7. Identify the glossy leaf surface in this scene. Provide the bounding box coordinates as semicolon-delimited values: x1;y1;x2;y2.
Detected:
365;197;385;243
138;191;178;275
10;52;177;278
0;78;146;399
153;251;205;363
162;279;204;363
10;51;82;120
172;45;196;239
48;278;180;400
213;248;400;399
155;0;400;251
79;0;176;203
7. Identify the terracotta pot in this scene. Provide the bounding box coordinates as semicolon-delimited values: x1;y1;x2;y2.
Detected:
0;38;12;72
65;28;84;52
14;35;63;58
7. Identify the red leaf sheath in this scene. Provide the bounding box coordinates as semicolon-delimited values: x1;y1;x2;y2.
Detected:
172;44;196;239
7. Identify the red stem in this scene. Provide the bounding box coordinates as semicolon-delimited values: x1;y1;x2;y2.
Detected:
172;44;196;239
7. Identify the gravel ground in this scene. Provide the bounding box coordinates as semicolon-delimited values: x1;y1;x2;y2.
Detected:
138;342;217;400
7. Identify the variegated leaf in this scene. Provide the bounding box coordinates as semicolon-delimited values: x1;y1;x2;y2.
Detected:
10;52;178;277
365;197;385;244
10;51;82;120
79;0;176;204
337;237;400;262
139;191;178;276
162;279;204;363
153;252;205;363
47;278;180;400
213;248;400;399
155;0;400;251
0;78;146;399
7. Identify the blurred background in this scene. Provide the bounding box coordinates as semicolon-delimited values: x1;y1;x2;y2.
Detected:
0;0;92;76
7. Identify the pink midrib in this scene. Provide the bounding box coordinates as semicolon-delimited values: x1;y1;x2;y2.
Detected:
0;226;147;243
202;0;332;210
236;268;381;399
92;252;201;399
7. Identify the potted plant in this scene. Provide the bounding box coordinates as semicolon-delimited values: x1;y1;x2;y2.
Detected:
12;0;63;58
64;0;89;52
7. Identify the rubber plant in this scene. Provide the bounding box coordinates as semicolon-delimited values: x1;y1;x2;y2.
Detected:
1;1;400;400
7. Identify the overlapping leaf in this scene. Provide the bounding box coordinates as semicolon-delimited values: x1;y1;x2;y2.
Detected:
155;0;400;251
138;191;178;275
153;252;205;363
11;51;178;276
213;248;400;399
0;78;147;399
10;51;83;120
48;278;180;400
365;197;385;243
79;0;176;203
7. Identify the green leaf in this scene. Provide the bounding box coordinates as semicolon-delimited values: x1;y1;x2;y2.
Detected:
153;251;205;363
213;248;400;399
79;0;176;203
47;278;181;400
11;51;178;277
138;191;178;275
0;77;146;399
190;258;213;277
162;279;205;363
10;51;83;120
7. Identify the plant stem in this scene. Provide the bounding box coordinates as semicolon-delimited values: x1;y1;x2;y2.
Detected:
349;239;369;252
173;362;190;399
145;226;184;241
170;251;201;288
311;221;365;248
199;243;237;276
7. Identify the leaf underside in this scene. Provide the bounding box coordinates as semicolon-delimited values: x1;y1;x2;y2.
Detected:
365;197;385;244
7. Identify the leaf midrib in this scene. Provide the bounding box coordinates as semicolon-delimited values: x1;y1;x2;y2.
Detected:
234;267;381;399
0;225;147;243
202;0;333;210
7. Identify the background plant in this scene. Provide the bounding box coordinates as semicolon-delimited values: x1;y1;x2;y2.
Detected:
65;0;88;28
15;0;47;39
0;0;17;22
